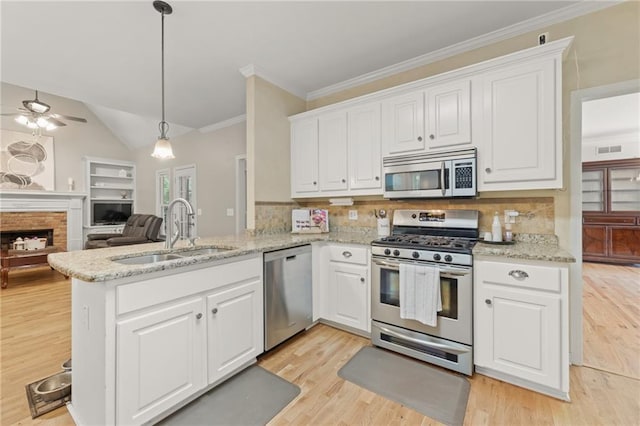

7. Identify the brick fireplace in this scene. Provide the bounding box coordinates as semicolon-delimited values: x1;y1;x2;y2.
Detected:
0;212;66;251
0;191;85;251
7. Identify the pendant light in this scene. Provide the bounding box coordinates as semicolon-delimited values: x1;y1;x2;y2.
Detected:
151;0;175;159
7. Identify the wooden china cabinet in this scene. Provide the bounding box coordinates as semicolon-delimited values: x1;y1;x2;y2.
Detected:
582;158;640;264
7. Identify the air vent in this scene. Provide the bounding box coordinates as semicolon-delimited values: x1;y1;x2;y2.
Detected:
596;145;623;155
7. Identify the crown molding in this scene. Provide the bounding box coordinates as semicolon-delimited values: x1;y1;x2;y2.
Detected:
198;114;246;133
306;1;622;101
239;64;306;99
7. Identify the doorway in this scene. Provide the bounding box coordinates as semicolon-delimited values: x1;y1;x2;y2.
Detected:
571;80;640;376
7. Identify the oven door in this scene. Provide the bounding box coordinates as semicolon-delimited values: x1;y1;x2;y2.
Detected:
371;256;472;345
383;159;452;198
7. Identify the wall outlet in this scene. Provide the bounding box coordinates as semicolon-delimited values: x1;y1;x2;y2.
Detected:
538;32;549;45
348;210;358;220
226;208;234;217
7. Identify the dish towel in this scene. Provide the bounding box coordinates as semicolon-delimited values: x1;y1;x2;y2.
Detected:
399;263;442;327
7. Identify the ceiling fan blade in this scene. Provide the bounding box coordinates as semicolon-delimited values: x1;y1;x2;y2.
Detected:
51;113;87;123
0;113;20;116
47;117;67;127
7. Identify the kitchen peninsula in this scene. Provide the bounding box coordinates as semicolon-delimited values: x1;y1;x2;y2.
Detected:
48;230;574;424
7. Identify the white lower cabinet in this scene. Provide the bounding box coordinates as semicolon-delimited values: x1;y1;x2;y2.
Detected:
474;258;569;400
117;298;207;425
69;255;263;426
207;279;263;384
318;244;370;333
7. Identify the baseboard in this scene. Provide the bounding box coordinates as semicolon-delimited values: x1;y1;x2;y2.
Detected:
475;366;570;401
317;318;371;339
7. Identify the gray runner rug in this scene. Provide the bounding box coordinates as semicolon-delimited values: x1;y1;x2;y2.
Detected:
158;366;300;426
338;346;470;426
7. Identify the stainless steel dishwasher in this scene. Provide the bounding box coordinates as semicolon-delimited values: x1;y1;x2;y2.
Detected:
264;244;312;351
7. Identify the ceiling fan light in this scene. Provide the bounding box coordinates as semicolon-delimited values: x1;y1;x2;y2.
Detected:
26;121;38;129
45;123;58;131
15;115;29;125
36;117;50;128
151;137;175;159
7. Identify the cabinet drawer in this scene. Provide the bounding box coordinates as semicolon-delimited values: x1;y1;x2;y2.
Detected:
328;245;368;265
479;261;562;293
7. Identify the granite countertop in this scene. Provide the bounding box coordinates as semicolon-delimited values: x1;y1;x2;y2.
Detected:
48;231;377;282
472;234;576;263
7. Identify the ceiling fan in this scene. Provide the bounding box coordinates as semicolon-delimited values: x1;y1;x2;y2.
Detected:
1;90;87;131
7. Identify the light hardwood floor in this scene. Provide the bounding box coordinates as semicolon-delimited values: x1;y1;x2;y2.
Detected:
1;264;639;425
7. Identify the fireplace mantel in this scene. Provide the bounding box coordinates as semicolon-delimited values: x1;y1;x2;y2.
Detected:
0;190;86;251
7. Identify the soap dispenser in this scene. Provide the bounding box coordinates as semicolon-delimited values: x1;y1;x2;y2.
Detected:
491;211;503;242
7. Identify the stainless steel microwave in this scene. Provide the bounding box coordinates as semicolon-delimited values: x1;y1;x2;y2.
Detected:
383;148;477;199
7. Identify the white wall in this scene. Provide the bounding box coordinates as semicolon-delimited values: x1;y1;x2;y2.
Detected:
134;122;246;237
1;82;133;191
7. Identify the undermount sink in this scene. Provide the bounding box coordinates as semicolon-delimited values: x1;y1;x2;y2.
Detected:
178;247;231;256
114;253;184;265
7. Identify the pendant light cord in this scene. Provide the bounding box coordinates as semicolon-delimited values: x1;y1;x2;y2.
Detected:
159;7;169;138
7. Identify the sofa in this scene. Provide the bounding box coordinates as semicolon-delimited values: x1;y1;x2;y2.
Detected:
85;214;163;249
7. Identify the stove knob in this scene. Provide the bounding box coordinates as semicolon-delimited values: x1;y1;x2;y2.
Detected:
444;255;453;262
411;214;417;219
384;249;391;255
412;251;420;259
393;250;400;256
433;253;441;261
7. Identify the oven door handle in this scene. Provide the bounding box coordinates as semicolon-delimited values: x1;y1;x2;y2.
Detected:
376;324;471;355
373;259;471;276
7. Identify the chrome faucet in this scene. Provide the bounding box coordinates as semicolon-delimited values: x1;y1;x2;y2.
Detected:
165;197;195;249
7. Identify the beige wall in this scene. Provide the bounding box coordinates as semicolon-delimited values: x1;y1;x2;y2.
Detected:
134;122;246;237
1;82;133;192
305;2;640;249
245;75;306;229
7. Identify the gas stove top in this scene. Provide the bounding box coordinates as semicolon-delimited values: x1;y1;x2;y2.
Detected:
371;209;479;266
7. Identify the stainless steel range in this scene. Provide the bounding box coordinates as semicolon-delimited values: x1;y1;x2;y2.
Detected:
370;209;479;375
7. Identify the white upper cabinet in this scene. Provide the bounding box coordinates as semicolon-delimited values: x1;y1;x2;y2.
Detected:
382;91;425;155
382;79;472;156
477;57;561;191
291;117;319;195
291;102;382;198
348;102;382;190
290;37;572;196
319;111;349;191
425;79;471;149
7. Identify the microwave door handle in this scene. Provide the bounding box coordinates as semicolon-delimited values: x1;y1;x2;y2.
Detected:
440;161;446;196
376;325;470;355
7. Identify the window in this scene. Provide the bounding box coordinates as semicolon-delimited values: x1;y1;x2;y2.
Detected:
155;169;170;236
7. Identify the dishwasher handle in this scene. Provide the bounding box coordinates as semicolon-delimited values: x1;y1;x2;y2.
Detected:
286;255;297;261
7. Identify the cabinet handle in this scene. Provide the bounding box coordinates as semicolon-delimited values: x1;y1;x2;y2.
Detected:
196;313;203;320
211;308;218;314
360;277;365;283
341;178;346;183
429;134;435;140
417;136;423;142
485;168;492;173
375;176;380;181
485;299;492;305
313;181;317;185
342;251;352;258
508;270;529;280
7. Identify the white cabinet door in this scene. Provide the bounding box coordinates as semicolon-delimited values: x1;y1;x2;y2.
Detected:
382;91;425;155
291;117;319;195
116;298;206;425
319;111;348;191
478;58;559;190
328;262;369;332
348;102;382;190
207;278;263;384
474;259;568;397
425;79;471;150
475;284;562;389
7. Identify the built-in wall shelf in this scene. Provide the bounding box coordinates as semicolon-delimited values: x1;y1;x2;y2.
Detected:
84;157;136;228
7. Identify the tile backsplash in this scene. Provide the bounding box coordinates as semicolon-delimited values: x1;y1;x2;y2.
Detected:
255;197;554;236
